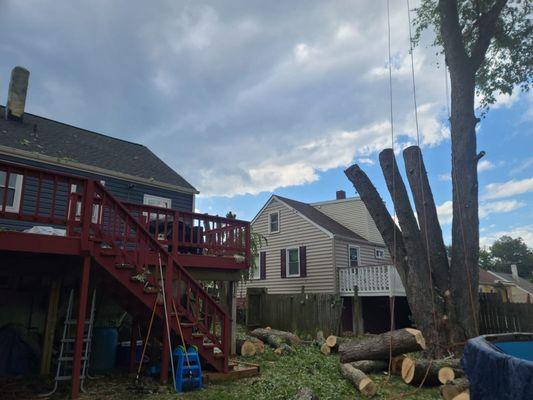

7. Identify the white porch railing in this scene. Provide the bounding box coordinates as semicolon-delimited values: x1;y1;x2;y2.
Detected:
338;265;406;297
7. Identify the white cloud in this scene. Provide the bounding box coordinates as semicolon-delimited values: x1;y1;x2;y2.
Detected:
484;178;533;200
437;199;526;225
438;173;451;182
358;158;375;165
477;160;494;172
480;225;533;248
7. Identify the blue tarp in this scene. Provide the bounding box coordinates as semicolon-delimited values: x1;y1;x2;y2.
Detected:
462;334;533;400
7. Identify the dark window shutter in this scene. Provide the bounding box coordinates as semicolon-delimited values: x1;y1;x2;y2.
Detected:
260;251;266;280
280;249;286;278
299;246;307;277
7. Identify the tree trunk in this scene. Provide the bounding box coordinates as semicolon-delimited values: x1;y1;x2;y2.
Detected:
339;363;377;397
440;378;470;400
249;328;300;347
338;328;426;363
236;339;257;356
349;360;388;374
401;358;463;386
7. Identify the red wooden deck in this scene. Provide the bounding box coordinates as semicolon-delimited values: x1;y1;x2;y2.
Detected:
0;159;251;399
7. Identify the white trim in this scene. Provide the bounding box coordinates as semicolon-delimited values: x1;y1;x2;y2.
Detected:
1;172;23;212
375;247;385;259
268;211;280;234
0;145;199;194
348;244;360;268
143;194;172;209
286;247;301;277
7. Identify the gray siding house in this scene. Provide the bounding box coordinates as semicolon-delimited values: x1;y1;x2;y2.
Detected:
241;191;410;332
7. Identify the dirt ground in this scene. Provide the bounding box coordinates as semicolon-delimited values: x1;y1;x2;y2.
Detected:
1;344;441;400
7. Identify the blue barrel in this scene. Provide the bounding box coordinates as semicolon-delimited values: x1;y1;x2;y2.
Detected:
90;327;118;373
116;340;144;368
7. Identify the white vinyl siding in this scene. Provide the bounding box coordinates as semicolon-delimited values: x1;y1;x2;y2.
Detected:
335;238;390;269
312;198;384;244
242;198;334;295
375;248;386;259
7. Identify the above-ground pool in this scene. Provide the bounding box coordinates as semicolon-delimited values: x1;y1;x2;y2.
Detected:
462;333;533;400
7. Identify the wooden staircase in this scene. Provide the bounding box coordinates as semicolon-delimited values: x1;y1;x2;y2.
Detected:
85;181;231;373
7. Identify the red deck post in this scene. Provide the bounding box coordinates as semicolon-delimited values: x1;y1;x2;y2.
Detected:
71;256;91;400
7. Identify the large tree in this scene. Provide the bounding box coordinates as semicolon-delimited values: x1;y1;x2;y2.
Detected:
345;0;531;357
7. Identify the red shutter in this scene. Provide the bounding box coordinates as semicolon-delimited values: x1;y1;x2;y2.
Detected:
299;246;307;277
260;251;266;280
280;249;286;278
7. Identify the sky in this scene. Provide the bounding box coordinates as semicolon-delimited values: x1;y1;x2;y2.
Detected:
1;0;531;247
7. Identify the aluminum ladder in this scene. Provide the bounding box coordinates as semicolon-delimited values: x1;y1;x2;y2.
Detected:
41;289;96;397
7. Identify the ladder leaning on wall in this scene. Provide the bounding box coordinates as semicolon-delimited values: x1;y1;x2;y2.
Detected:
40;289;97;397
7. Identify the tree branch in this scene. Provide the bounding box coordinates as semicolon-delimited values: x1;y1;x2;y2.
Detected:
470;0;508;71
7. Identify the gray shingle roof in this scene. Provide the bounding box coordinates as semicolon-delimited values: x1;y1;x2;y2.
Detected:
0;105;197;192
275;195;370;242
491;271;533;295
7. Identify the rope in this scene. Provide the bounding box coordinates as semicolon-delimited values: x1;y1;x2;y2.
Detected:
170;296;193;372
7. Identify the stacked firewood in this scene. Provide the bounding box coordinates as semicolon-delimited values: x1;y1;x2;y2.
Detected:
323;328;469;399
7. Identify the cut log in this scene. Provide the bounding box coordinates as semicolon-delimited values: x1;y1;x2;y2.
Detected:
245;336;265;354
390;355;407;375
325;335;350;352
316;330;325;344
326;335;337;348
294;387;318;400
339;363;377;397
235;339;256;356
273;343;294;355
401;358;463;386
250;328;301;347
338;328;426;363
440;378;470;400
320;343;331;355
349;360;388;374
452;390;470;400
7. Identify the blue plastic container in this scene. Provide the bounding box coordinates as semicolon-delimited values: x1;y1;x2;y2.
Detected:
90;327;118;373
116;340;143;368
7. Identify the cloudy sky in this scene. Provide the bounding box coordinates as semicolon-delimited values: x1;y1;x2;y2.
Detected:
1;0;531;247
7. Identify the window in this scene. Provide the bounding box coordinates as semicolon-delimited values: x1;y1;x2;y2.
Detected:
269;211;279;233
0;171;23;213
375;248;385;259
143;194;172;208
250;254;261;280
286;248;300;277
348;245;359;268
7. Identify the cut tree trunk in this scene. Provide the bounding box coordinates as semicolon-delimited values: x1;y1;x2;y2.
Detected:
349;360;388;374
320;343;331;355
325;335;350;352
440;378;470;400
236;339;256;356
339;328;426;363
390;355;407;375
452;390;470;400
401;358;463;386
274;343;295;355
294;387;318;400
245;336;265;354
250;328;301;347
339;363;377;397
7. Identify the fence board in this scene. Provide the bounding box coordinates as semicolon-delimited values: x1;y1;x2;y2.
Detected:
479;293;533;334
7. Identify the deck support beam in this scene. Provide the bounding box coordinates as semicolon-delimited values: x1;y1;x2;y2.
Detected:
71;256;91;400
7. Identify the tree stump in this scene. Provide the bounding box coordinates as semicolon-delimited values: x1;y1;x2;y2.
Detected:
339;363;377;397
440;378;470;400
339;328;426;363
236;339;256;356
401;358;463;386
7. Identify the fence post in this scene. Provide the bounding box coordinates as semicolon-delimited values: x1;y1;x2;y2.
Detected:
352;286;364;335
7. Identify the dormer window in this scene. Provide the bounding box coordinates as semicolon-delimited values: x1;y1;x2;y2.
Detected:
269;211;279;233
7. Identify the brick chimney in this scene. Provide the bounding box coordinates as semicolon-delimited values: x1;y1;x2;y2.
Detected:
511;264;519;280
5;66;30;121
336;190;346;200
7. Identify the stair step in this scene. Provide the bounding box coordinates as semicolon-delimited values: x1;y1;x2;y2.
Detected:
202;343;215;348
143;286;160;294
115;263;134;269
180;323;194;328
192;333;204;339
100;248;119;256
214;353;225;359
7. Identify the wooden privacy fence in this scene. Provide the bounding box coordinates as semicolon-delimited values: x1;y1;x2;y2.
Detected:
246;289;343;336
479;293;533;334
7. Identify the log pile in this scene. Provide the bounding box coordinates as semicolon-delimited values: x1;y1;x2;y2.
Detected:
236;337;265;357
401;357;463;386
440;378;469;400
248;327;300;354
339;363;377;397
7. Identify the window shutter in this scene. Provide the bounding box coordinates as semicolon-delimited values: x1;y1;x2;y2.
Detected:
280;249;286;278
260;251;266;280
299;246;307;277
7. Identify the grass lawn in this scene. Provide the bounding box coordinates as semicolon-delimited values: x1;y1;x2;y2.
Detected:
177;344;440;400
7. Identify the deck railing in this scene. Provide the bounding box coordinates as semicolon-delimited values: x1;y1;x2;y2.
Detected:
338;265;406;297
123;202;250;263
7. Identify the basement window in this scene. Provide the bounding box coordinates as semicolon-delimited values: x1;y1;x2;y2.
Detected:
0;171;23;213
